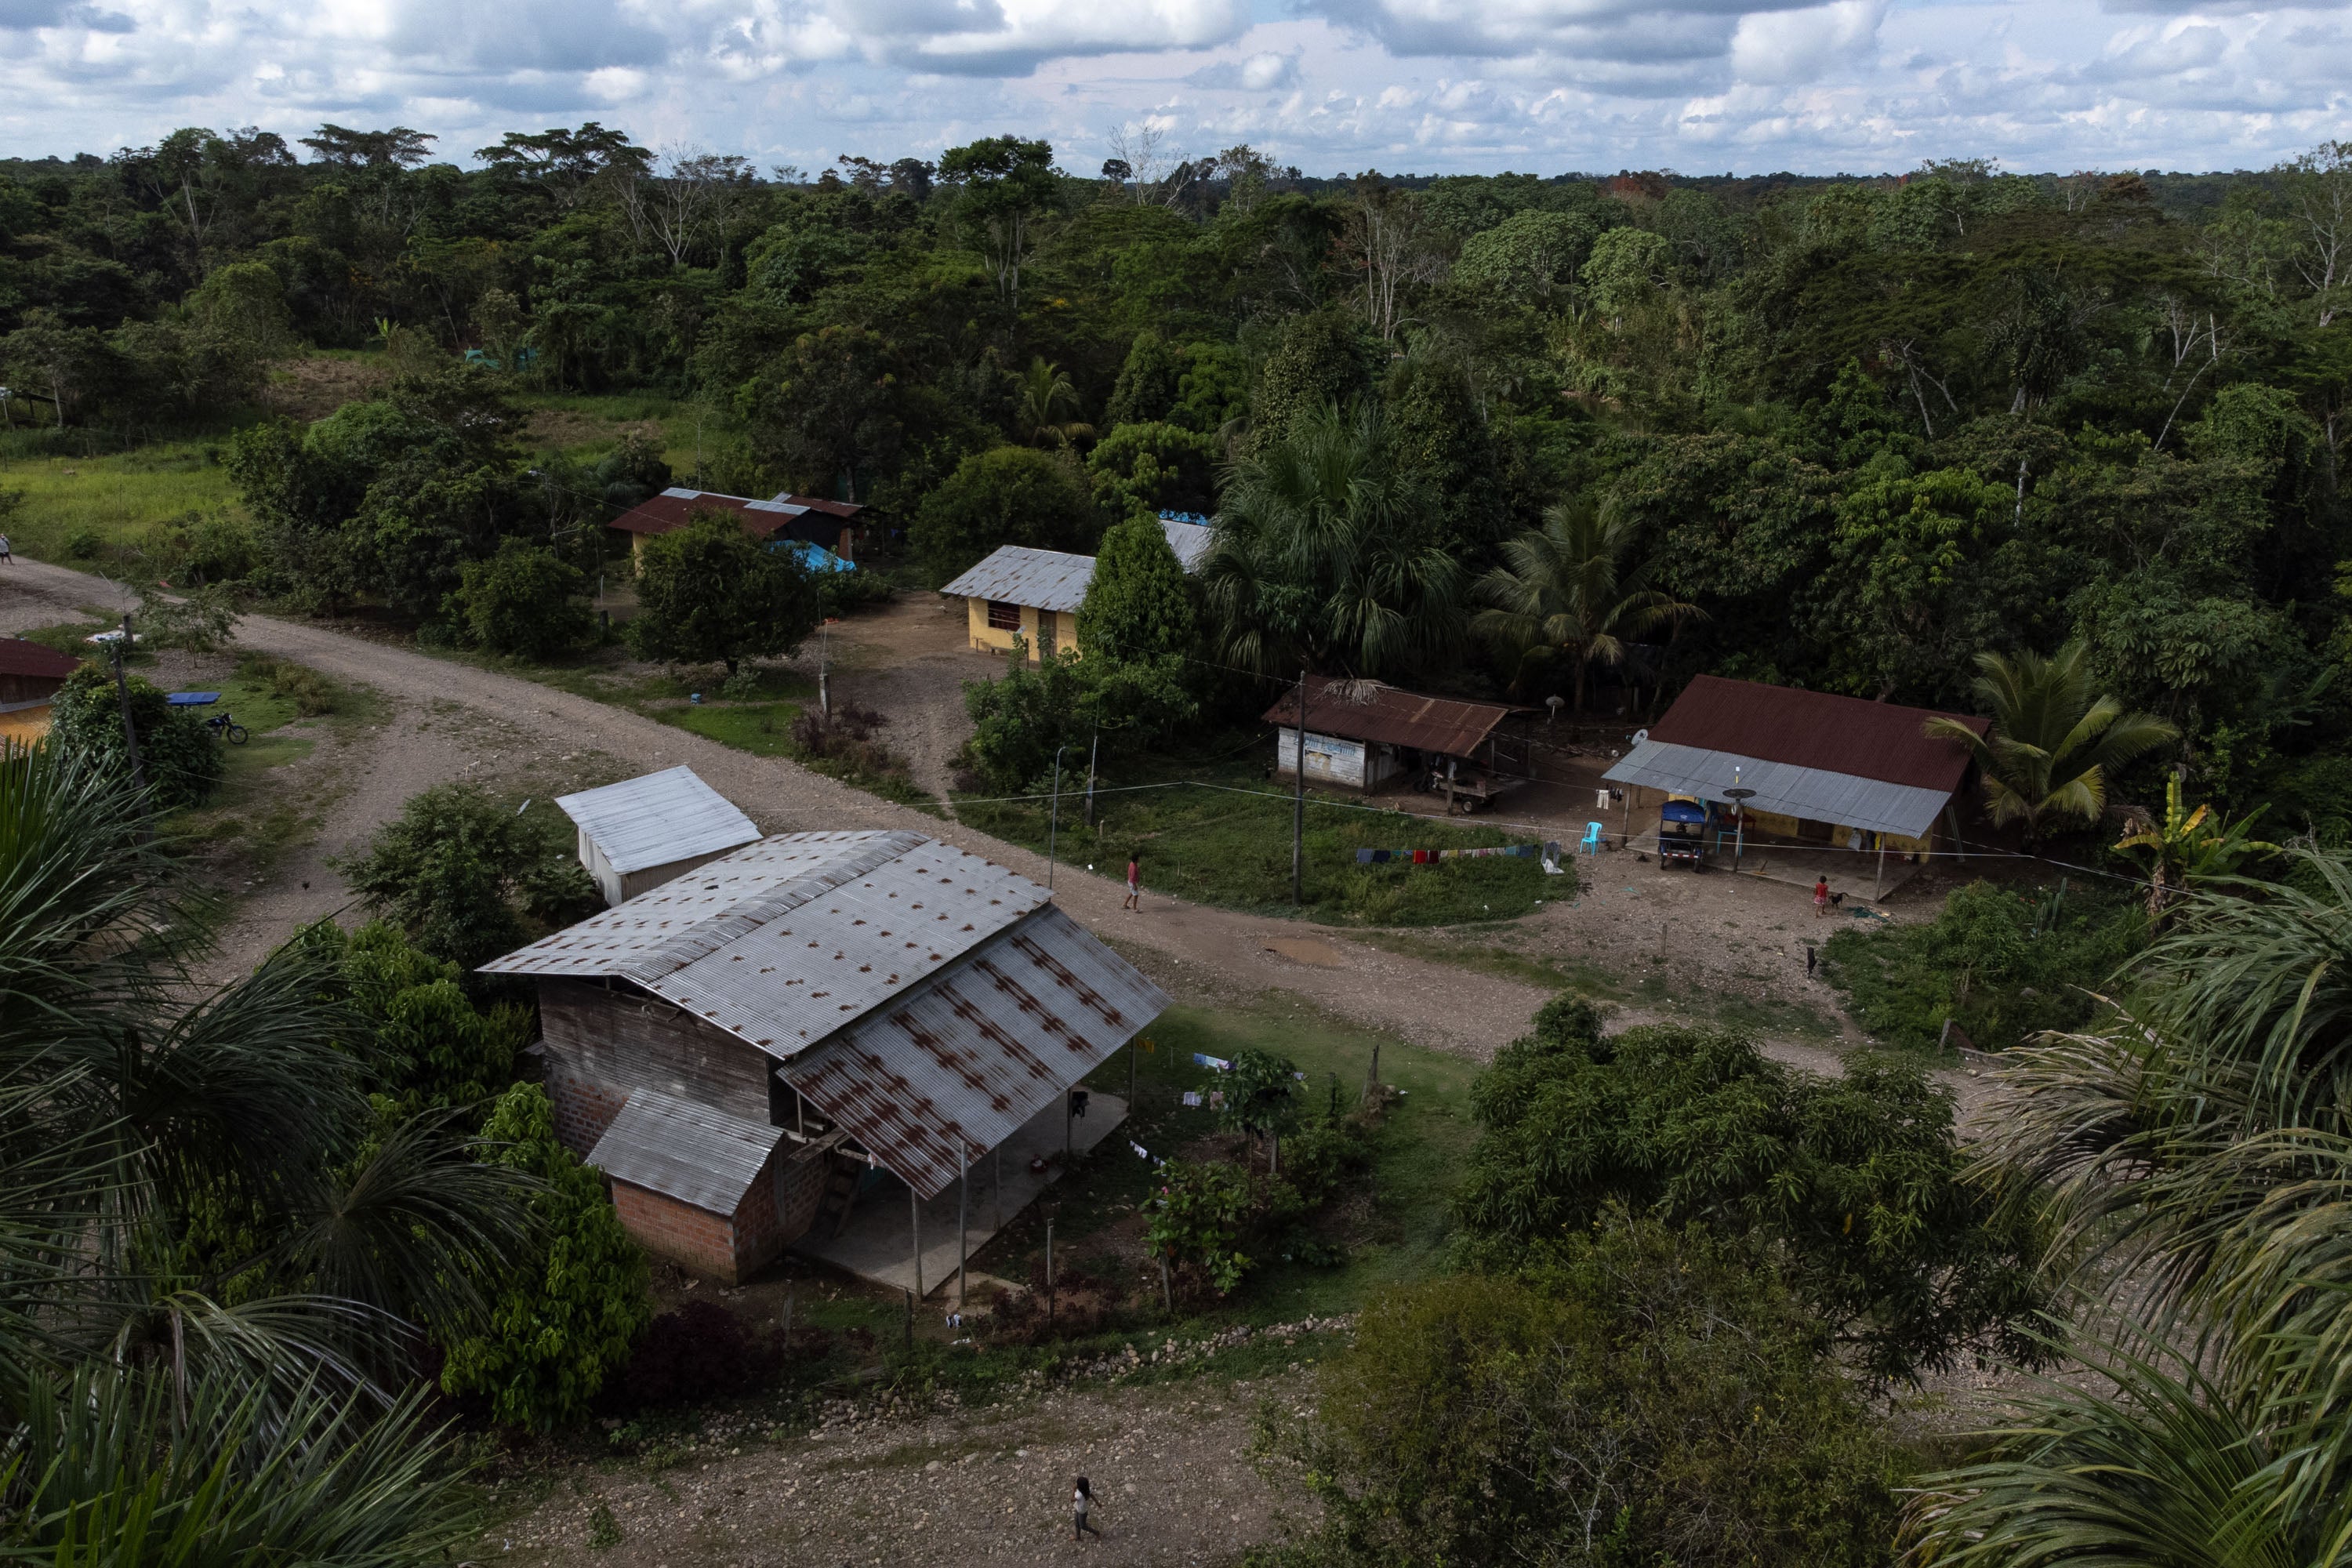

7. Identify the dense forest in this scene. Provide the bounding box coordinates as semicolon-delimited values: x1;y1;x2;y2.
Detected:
9;128;2347;837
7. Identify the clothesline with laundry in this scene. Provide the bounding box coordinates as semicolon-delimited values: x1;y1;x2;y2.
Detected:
1355;842;1558;865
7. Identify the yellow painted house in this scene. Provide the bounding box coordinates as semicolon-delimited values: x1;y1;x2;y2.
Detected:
940;519;1212;662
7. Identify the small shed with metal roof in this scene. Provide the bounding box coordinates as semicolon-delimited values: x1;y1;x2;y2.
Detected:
938;519;1218;662
483;829;1167;1286
1261;677;1530;811
1602;675;1987;859
557;765;763;906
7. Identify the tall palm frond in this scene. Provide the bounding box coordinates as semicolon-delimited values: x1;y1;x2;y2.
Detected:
5;1364;480;1566
288;1112;543;1339
1205;400;1462;679
1905;1326;2352;1568
1922;641;2177;844
1470;497;1703;706
1015;357;1092;449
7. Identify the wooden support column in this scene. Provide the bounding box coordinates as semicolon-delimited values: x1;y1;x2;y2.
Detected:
910;1184;922;1300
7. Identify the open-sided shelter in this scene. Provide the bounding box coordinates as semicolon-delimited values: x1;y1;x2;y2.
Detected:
1262;677;1528;811
0;639;81;746
557;766;762;906
938;517;1214;660
481;829;1167;1283
1602;675;1988;863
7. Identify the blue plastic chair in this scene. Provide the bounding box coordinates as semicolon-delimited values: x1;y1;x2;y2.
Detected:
1579;822;1605;857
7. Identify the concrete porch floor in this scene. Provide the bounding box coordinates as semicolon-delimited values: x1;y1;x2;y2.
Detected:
789;1089;1130;1301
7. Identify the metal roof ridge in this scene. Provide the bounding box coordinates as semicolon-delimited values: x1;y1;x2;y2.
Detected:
613;830;930;982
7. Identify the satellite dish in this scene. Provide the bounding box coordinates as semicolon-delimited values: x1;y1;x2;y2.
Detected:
1631;728;1650;747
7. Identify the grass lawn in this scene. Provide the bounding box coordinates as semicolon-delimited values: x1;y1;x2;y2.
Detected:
956;754;1569;927
975;992;1491;1324
508;654;936;808
0;436;241;567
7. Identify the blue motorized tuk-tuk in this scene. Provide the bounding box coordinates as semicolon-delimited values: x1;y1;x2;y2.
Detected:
1658;797;1708;869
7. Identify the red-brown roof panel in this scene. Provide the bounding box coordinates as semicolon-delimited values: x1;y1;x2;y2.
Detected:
1647;675;1987;793
1262;677;1519;758
0;639;82;681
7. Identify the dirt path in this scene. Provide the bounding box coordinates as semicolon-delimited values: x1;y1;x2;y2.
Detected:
493;1374;1312;1567
0;557;1981;1111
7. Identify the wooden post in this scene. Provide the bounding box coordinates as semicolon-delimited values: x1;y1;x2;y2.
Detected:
1159;1255;1171;1314
1064;1089;1074;1163
1291;668;1309;907
1127;1036;1138;1109
956;1145;969;1316
910;1185;922;1301
111;615;147;798
1046;1220;1056;1330
993;1145;1003;1233
1873;836;1886;901
903;1287;913;1348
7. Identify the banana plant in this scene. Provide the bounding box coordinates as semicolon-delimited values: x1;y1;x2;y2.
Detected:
2115;775;2275;922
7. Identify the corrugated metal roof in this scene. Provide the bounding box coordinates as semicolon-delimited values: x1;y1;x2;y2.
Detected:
1159;519;1213;572
780;904;1169;1198
481;831;1055;1061
1649;676;1986;793
938;546;1097;614
771;492;867;520
556;766;760;875
1262;677;1517;759
1602;739;1958;840
609;488;809;538
587;1089;782;1214
0;639;81;681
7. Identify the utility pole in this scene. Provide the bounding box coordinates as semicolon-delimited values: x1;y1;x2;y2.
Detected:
111;614;147;798
1046;742;1069;889
1084;720;1100;827
1291;667;1309;907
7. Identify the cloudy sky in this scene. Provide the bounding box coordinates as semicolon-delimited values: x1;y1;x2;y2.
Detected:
1;0;2346;176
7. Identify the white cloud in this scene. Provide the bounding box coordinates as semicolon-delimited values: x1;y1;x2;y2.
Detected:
0;0;2345;176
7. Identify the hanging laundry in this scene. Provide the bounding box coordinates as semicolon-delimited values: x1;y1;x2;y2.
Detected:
1131;1142;1151;1160
1193;1052;1232;1071
1181;1091;1203;1108
1356;848;1375;865
1597;787;1611;809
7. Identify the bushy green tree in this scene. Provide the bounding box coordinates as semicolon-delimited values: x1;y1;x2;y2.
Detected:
437;1082;649;1431
909;445;1100;582
299;918;531;1115
627;507;821;676
452;537;594;657
1102;328;1185;426
1451;208;1601;308
1085;421;1218;517
1453;996;2046;1384
47;662;222;809
333;785;595;971
1265;1221;1904;1568
1250;309;1375;449
1076;512;1198;662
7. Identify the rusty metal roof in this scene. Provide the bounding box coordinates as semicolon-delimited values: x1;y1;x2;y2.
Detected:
556;766;760;875
0;639;80;681
608;488;808;537
1647;676;1987;793
1261;677;1517;759
586;1089;782;1214
771;492;867;520
779;904;1168;1199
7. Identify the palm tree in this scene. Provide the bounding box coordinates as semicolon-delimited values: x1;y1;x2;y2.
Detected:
1470;498;1703;710
1923;640;2176;844
0;738;529;1560
1203;399;1463;680
1014;357;1093;449
1909;853;2352;1564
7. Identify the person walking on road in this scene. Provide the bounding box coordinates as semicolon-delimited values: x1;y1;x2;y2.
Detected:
1073;1476;1101;1541
0;534;13;564
1122;852;1142;912
1813;876;1831;919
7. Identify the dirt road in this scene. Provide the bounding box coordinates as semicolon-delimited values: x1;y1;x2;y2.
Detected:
0;556;1931;1093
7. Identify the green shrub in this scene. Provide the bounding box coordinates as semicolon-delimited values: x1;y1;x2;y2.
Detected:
1453;1000;2047;1384
47;662;221;809
298;919;529;1114
332;785;597;971
1261;1220;1905;1568
437;1083;649;1432
627;508;820;675
236;652;336;715
1145;1158;1257;1294
1821;880;2145;1053
909;445;1099;583
64;527;101;560
452;538;595;658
